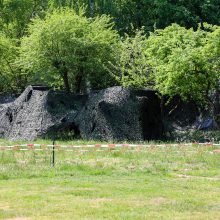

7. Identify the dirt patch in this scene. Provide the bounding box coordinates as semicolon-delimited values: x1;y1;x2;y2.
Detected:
212;150;220;154
89;198;113;208
0;205;10;211
149;197;172;206
73;187;97;191
176;174;220;181
5;218;31;220
93;198;113;202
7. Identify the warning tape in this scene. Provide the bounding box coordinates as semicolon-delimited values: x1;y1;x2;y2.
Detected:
0;142;219;151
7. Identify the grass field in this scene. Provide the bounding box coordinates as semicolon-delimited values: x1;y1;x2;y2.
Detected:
0;140;220;219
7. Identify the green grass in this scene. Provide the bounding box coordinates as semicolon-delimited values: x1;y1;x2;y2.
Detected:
0;141;220;219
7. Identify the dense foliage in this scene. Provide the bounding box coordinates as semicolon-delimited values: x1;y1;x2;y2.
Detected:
18;9;118;92
107;30;151;88
0;33;18;93
1;0;219;37
146;24;220;103
0;0;219;105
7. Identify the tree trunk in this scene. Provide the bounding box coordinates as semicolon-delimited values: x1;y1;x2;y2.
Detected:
75;65;90;94
62;68;70;92
136;1;142;28
89;0;94;16
53;60;70;92
75;74;83;93
160;96;165;118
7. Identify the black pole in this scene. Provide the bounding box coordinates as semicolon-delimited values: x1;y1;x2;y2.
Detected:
52;140;55;167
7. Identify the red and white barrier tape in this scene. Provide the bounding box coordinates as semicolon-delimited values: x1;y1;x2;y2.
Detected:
0;142;219;151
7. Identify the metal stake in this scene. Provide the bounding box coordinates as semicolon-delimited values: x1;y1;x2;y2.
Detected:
52;140;55;167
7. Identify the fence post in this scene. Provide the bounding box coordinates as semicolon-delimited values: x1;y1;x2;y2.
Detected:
52;139;55;167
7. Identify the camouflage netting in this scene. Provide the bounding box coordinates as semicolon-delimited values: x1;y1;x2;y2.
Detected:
0;86;163;141
74;87;163;141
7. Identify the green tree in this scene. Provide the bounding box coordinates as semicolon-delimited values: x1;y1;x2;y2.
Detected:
152;0;220;30
1;0;219;40
108;30;152;88
0;33;18;93
48;0;220;34
97;0;220;34
18;8;119;92
146;24;220;104
0;0;48;38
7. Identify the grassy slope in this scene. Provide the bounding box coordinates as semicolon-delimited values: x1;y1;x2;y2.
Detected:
0;142;220;219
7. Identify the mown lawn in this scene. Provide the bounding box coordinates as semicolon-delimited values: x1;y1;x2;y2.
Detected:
0;141;220;220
